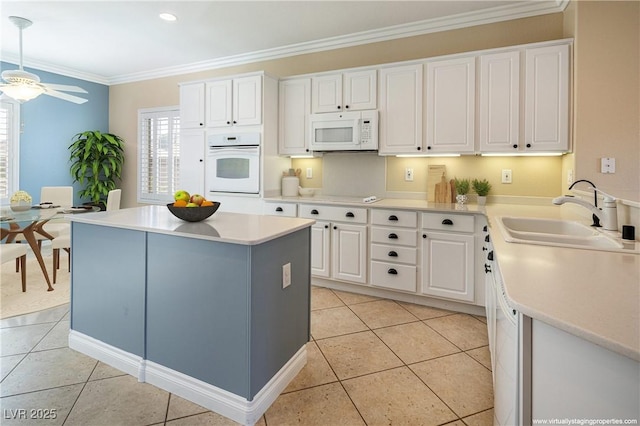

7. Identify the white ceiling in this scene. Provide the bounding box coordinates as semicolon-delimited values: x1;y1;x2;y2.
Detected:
0;1;568;85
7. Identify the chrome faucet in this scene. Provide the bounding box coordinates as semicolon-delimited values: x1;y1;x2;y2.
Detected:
552;180;618;231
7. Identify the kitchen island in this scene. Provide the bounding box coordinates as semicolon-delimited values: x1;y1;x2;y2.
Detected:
67;206;314;425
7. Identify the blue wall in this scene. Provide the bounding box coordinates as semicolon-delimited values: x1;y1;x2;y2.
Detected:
1;62;109;205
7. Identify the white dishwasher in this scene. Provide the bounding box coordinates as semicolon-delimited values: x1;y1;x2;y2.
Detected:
484;227;521;426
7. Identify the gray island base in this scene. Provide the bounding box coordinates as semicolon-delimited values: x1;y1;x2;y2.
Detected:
67;207;314;425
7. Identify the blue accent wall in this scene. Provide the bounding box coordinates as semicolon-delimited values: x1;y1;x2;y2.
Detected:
1;62;109;205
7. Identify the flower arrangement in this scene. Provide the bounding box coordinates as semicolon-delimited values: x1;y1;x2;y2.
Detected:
10;190;33;211
10;190;32;203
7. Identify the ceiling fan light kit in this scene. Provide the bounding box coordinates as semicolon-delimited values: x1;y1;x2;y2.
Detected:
1;16;88;104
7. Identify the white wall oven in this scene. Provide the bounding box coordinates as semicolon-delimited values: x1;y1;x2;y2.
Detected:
206;133;260;194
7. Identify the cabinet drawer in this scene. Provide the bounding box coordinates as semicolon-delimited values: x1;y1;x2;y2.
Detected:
421;212;475;233
263;202;297;217
371;244;417;265
371;226;417;246
371;261;417;292
299;204;367;224
371;209;417;228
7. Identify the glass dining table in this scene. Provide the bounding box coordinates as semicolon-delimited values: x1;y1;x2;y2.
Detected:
1;205;98;291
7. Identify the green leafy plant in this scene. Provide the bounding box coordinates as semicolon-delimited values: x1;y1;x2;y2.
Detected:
454;178;470;195
472;178;492;196
69;130;125;206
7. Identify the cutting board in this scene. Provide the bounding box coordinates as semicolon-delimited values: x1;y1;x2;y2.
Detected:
427;165;446;202
434;174;452;203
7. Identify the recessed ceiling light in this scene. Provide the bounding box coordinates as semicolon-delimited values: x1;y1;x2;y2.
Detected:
159;13;177;22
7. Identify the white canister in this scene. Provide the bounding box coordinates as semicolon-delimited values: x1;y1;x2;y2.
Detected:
282;176;300;197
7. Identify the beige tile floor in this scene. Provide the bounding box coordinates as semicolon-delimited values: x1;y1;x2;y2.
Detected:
0;286;493;425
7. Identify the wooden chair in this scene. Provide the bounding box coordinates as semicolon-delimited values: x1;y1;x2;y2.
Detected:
51;233;70;284
106;189;121;211
1;243;28;292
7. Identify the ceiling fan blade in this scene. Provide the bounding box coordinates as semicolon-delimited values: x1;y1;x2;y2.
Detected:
42;83;88;94
43;88;88;104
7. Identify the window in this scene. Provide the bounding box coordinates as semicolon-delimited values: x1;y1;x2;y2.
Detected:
0;99;20;204
138;106;180;203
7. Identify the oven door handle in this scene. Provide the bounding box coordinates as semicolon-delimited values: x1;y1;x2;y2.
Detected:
208;146;259;155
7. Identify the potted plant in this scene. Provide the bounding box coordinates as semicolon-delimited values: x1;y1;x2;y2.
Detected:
69;130;125;210
454;178;470;205
472;178;492;206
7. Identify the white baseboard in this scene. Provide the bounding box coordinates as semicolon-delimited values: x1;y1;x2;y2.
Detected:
68;331;307;426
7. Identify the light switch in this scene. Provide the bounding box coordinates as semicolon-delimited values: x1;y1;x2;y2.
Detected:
306;168;313;179
601;158;615;174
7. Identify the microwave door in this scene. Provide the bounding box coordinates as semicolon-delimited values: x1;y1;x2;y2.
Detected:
310;120;360;150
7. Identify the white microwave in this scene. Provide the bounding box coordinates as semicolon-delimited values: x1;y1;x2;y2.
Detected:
309;110;378;151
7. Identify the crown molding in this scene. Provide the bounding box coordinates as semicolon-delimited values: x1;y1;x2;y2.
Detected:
2;0;570;86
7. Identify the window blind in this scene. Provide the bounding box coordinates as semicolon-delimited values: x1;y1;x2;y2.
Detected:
138;107;180;203
0;100;19;204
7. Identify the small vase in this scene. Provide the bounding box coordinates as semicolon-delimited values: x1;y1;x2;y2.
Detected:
456;194;468;205
10;200;32;212
477;196;487;206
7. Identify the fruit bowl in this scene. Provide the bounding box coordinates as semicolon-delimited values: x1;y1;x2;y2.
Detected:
167;202;221;222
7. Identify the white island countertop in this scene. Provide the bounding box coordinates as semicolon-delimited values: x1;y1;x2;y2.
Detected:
484;204;640;362
68;205;315;245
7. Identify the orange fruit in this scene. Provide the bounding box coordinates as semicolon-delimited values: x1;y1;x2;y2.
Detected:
173;199;188;207
201;200;214;207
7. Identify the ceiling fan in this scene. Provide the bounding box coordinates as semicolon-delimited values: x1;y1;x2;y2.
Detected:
1;16;88;104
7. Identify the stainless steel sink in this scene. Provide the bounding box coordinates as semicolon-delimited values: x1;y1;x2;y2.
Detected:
494;216;637;253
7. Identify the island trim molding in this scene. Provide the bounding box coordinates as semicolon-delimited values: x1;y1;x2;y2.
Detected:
69;330;307;425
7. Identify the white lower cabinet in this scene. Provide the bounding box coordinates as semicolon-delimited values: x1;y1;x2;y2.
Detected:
420;213;475;302
300;204;368;284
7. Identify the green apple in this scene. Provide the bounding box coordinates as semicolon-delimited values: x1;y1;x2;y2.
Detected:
186;202;199;207
174;190;190;202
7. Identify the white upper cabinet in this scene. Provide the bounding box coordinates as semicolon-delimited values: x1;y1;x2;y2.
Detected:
425;56;476;153
279;78;311;155
207;75;262;128
180;83;206;129
311;70;376;113
524;44;570;152
479;51;520;152
179;128;205;195
378;64;423;155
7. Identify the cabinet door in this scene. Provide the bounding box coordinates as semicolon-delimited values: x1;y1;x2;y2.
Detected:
311;74;342;113
279;78;311;155
426;57;476;153
344;70;377;111
233;75;262;126
524;44;569;152
311;221;331;278
331;223;367;284
180;83;205;128
479;51;520;153
421;231;475;302
179;129;205;195
378;64;423;155
206;80;233;127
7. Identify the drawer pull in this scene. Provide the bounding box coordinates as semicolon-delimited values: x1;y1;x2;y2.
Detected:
442;219;454;225
311;209;319;215
388;233;398;239
488;251;494;261
324;225;329;229
422;234;427;238
387;268;398;275
275;207;283;212
484;264;492;273
388;215;398;221
345;212;355;218
388;250;398;257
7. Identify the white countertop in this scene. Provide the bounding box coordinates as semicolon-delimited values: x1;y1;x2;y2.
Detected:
68;205;315;245
269;195;640;361
484;204;639;362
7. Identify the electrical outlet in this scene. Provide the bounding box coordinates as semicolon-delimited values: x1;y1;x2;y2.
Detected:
405;168;414;182
306;168;313;179
567;169;574;185
501;169;512;184
282;263;291;289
